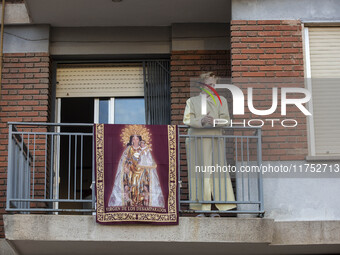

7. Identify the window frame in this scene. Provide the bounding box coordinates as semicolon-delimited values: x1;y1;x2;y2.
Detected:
94;98;115;124
303;26;317;157
303;25;340;159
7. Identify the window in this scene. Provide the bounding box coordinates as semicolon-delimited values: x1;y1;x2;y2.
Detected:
304;27;340;156
99;98;109;124
94;98;146;124
114;98;145;124
56;61;171;125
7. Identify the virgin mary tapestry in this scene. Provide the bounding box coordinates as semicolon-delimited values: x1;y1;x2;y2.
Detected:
95;124;179;225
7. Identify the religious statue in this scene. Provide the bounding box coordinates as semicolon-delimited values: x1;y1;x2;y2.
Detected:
183;72;236;214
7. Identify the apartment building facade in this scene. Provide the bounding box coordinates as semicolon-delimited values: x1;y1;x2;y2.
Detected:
0;0;340;254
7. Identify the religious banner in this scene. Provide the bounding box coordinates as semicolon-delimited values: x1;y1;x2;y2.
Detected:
95;124;178;225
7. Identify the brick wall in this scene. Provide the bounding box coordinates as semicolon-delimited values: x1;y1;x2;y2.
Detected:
0;52;51;237
231;20;308;161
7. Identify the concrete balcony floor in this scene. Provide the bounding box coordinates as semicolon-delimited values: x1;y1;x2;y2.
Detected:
3;215;340;255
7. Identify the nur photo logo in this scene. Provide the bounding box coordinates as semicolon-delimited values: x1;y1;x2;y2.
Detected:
191;78;313;129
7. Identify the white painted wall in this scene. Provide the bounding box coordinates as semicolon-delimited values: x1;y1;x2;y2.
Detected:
236;160;340;221
264;175;340;221
3;25;49;53
232;0;340;21
0;3;30;24
172;23;230;50
50;26;171;55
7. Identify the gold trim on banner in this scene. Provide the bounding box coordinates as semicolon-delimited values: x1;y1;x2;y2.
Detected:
96;124;178;223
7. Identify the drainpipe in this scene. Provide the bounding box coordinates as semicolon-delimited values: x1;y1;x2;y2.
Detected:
0;0;5;99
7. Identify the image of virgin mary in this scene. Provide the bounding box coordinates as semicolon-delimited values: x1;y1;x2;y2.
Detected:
108;128;165;208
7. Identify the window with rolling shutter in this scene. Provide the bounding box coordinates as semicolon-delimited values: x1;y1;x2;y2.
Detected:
56;63;144;98
55;61;171;125
308;27;340;155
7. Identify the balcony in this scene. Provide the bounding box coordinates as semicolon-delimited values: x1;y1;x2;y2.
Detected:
4;122;273;255
5;123;340;255
6;122;264;216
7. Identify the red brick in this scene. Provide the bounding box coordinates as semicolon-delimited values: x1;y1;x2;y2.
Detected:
232;55;248;60
18;100;40;106
275;60;300;65
241;60;266;65
3;73;24;79
230;26;240;31
276;71;302;77
259;54;283;59
177;55;201;60
5;53;25;57
257;20;282;25
17;112;39;117
231;31;248;37
179;66;201;71
241;49;265;54
233;66;249;72
258;31;281;36
1;95;24;100
1;106;23;112
3;63;25;68
240;38;265;43
239;26;264;31
30;117;48;122
18;79;40;84
242;72;266;77
18;90;40;95
249;54;259;60
32;95;49;100
231;20;248;25
248;66;259;71
247;31;258;37
281;20;300;25
276;37;301;42
20;57;41;63
19;68;40;73
259;43;282;48
273;25;299;31
32;53;49;57
34;62;49;68
276;48;300;54
259;66;283;71
232;43;248;48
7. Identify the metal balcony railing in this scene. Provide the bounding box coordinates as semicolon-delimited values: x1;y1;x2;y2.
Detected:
178;125;264;216
6;123;264;216
6;122;95;213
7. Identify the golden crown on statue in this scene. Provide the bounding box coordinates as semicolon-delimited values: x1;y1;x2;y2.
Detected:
120;125;152;147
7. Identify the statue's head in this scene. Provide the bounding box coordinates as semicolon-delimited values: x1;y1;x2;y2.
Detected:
200;72;218;89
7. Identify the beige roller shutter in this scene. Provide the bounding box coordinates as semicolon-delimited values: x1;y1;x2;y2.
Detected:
56;63;144;98
309;27;340;155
